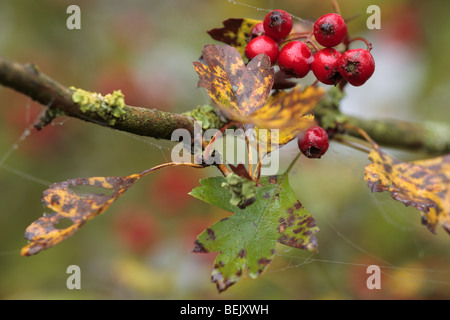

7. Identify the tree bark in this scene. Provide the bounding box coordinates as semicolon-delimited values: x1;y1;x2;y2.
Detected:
0;55;195;140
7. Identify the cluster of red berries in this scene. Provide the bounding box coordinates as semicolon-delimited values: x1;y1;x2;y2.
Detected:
244;9;377;159
245;10;375;87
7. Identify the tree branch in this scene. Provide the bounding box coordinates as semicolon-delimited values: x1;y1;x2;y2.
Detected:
345;116;450;154
314;87;450;155
0;55;449;155
0;55;195;140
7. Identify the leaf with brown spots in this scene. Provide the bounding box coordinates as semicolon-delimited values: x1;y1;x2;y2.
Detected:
193;44;324;154
21;162;204;256
207;18;261;56
215;85;324;155
252;86;324;153
216;85;323;131
365;145;450;235
193;44;274;118
189;175;319;293
21;175;142;256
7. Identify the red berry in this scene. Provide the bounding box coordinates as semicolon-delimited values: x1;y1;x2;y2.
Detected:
250;22;265;39
313;13;347;48
311;48;343;85
263;9;293;41
278;41;312;78
298;125;329;159
338;49;375;86
245;35;279;64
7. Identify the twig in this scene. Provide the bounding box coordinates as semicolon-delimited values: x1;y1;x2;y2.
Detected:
0;55;449;155
0;55;195;140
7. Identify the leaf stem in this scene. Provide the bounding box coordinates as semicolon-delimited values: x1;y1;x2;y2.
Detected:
334;133;373;149
246;134;253;180
333;136;371;154
203;121;236;163
139;162;205;177
343;123;378;147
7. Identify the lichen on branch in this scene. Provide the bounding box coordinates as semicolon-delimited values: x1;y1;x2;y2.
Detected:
0;55;195;140
71;87;126;125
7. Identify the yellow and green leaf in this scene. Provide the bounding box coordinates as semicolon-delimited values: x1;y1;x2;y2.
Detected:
365;146;450;234
21;174;143;256
253;86;324;152
21;162;205;256
193;44;274;116
190;174;319;293
193;44;325;153
220;86;325;153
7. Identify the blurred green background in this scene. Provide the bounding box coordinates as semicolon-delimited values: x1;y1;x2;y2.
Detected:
0;0;448;299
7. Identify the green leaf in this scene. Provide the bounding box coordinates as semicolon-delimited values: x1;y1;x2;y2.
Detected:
189;175;319;292
221;173;256;208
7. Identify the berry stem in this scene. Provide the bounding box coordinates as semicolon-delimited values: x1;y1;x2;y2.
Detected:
347;37;373;51
331;0;342;16
281;31;319;52
281;35;308;43
343;13;362;24
311;79;320;87
306;39;320;52
284;151;303;176
282;32;313;43
332;134;372;154
203;121;237;163
338;78;348;91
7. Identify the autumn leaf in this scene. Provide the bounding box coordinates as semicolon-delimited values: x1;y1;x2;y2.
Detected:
193;44;324;153
190;175;319;293
21;163;204;256
207;18;261;56
207;19;302;90
21;175;142;256
252;86;324;152
272;69;297;90
250;86;323;130
193;44;274;116
365;145;450;234
223;86;324;154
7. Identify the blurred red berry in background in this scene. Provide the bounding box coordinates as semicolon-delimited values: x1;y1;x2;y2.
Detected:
113;205;159;255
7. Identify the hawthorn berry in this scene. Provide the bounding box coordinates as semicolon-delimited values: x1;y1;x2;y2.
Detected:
298;125;329;159
313;13;347;48
338;49;375;86
250;22;265;39
278;41;312;78
311;48;343;85
263;9;293;41
245;35;279;64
